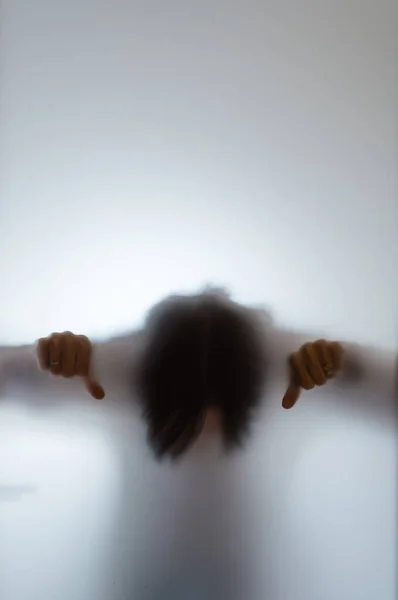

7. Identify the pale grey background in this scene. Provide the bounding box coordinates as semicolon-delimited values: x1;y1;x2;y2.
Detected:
0;1;397;599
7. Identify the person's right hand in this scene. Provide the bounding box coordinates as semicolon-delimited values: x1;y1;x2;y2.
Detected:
36;332;105;400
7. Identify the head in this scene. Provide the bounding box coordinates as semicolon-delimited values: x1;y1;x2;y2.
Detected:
136;289;267;459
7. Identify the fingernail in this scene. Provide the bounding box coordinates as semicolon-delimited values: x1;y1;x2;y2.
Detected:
95;388;105;400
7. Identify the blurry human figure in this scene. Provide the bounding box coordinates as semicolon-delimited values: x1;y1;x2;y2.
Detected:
34;288;350;460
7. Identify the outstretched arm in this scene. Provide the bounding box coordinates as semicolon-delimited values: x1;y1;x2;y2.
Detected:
0;334;104;400
0;329;141;401
0;343;38;388
2;326;395;423
278;331;396;420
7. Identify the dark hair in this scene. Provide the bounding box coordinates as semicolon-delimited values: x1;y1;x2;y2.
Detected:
136;291;267;459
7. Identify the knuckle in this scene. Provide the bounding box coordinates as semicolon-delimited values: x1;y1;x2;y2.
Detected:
303;382;314;390
77;334;91;347
76;336;87;352
306;341;316;353
75;338;90;376
37;337;47;351
301;345;310;364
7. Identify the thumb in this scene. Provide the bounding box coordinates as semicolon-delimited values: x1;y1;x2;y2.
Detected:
83;374;105;400
282;385;301;410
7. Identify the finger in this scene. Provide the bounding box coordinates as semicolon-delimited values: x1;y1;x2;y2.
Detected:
84;375;105;400
302;343;327;387
290;351;315;390
75;335;90;377
36;338;50;371
76;335;104;399
49;334;62;375
314;339;333;376
328;341;344;372
282;385;301;409
60;332;77;378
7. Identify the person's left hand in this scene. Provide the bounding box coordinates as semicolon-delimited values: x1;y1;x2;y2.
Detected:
282;339;344;409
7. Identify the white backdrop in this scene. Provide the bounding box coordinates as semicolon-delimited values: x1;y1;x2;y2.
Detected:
0;1;397;599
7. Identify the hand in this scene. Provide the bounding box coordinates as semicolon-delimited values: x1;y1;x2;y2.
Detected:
282;339;344;409
36;332;105;400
